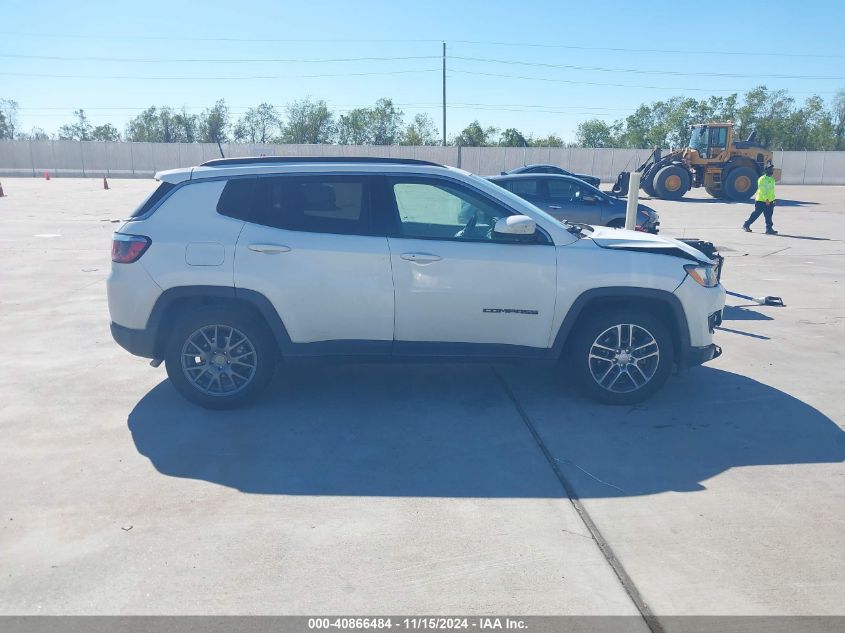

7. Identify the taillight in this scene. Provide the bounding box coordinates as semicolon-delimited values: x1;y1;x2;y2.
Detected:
111;234;151;263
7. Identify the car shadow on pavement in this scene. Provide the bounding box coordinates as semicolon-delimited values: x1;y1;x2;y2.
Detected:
128;364;844;499
678;198;819;207
721;305;773;321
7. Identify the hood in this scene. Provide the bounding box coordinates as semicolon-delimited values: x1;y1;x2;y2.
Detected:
586;225;712;264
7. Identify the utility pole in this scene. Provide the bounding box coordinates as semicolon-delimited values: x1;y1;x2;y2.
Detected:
442;41;447;146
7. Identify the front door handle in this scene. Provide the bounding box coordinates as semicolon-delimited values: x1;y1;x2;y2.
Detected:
400;252;442;264
548;204;562;210
248;243;291;254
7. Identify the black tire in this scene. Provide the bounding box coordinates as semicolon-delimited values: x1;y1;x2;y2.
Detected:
723;166;758;201
568;309;675;405
641;170;657;197
164;306;276;409
704;185;723;198
654;164;690;200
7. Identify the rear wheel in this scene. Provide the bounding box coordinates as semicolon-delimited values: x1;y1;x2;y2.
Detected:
654;165;690;200
723;166;758;200
568;309;675;405
164;306;276;409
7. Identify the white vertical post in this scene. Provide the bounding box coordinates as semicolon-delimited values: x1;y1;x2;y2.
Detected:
625;172;641;230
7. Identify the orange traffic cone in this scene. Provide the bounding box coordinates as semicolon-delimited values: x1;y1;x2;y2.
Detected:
0;181;5;197
44;171;50;180
103;176;109;190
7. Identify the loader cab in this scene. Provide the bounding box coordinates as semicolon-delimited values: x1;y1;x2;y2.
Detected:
689;124;733;161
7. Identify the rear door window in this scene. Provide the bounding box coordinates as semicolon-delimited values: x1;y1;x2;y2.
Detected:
547;179;577;202
216;177;259;222
508;179;539;196
255;175;372;235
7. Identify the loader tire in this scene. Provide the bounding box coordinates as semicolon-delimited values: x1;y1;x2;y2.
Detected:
654;165;690;200
641;171;657;197
723;167;758;201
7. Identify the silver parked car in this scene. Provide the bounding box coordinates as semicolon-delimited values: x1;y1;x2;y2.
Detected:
488;173;659;233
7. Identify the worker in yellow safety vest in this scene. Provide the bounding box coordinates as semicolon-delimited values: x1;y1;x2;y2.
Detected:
743;162;778;235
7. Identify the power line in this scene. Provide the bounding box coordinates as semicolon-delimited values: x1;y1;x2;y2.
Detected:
0;52;439;64
0;69;439;80
2;30;842;59
449;39;845;60
451;56;845;81
0;31;442;43
447;68;839;94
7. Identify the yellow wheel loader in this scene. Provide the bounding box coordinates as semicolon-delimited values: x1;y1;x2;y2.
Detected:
611;122;781;201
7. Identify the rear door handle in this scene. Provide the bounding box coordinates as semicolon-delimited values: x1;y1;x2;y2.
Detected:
248;243;291;254
400;252;442;264
548;205;562;210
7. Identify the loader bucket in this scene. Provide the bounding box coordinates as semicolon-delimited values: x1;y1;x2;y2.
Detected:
611;171;631;197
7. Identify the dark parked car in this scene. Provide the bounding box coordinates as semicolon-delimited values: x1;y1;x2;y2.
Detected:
503;164;601;188
488;173;660;233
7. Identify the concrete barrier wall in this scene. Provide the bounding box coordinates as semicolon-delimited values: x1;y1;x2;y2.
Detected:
1;140;843;184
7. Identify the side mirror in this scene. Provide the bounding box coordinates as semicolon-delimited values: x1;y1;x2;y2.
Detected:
582;194;598;204
494;215;536;236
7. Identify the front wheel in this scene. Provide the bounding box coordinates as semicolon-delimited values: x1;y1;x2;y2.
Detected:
164;307;276;409
641;170;657;197
654;165;690;200
568;309;674;405
723;166;758;201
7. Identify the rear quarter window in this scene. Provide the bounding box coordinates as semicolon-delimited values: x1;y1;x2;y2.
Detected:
130;182;175;218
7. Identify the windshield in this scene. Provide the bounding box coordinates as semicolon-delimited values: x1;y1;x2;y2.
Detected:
689;126;708;154
469;174;570;229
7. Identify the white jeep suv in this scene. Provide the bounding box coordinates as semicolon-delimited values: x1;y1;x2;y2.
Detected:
107;157;725;409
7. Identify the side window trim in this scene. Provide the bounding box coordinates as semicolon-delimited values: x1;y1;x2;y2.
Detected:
383;175;551;246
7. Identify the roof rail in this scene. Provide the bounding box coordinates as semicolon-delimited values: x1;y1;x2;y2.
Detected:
199;156;444;168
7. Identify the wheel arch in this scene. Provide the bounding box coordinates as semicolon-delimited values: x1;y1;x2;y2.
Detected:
725;156;762;174
148;286;291;359
552;287;690;364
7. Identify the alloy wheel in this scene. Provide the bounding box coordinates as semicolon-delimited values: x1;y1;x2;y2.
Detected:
588;323;660;394
180;324;258;396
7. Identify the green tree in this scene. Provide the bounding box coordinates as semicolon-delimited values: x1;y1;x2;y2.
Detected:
198;99;230;144
337;98;404;145
575;119;617;147
0;99;18;139
499;127;529;147
337;108;370;145
91;124;120;141
125;107;163;142
531;134;564;147
172;108;198;143
453;120;498;146
369;98;404;145
57;109;93;140
234;103;281;143
400;113;438;145
18;127;49;140
282;98;334;144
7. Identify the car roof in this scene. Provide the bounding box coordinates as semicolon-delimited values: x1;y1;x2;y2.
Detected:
489;173;580;181
155;157;463;184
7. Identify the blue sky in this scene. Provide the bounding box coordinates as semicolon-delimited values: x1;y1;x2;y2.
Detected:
3;0;844;141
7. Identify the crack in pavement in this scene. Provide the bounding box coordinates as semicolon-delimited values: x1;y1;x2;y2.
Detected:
491;365;664;633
